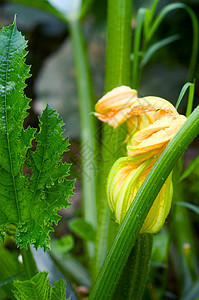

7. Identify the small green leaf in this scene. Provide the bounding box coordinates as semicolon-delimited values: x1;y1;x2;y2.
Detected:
13;271;68;300
0;272;24;288
186;82;195;117
6;0;67;23
51;235;74;254
175;82;193;110
147;3;198;80
177;201;199;215
68;218;95;242
141;34;180;67
51;279;69;300
79;0;95;19
151;228;168;263
180;155;199;181
132;7;146;89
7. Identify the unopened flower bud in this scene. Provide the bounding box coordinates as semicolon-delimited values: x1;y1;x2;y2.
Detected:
107;156;173;233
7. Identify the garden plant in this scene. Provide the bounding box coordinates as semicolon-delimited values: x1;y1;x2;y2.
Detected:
0;0;199;299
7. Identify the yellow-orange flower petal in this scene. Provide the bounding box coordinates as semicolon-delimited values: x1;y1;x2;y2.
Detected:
127;96;178;117
94;85;138;128
127;114;186;157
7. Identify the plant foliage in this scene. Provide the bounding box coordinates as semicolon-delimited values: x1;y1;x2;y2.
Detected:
0;20;74;250
0;246;24;298
13;271;69;300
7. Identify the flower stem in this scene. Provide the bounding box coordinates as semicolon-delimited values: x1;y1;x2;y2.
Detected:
69;18;97;259
93;0;132;279
105;0;133;90
21;245;38;280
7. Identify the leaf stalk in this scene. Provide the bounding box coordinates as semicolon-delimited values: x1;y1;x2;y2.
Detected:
21;245;38;280
69;18;97;259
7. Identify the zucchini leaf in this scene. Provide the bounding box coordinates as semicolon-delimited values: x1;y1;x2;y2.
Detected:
13;271;69;300
0;20;74;249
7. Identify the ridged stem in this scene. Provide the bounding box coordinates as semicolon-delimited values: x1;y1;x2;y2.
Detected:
93;0;132;280
113;234;153;300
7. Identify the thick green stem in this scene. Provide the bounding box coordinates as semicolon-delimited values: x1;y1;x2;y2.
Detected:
69;19;97;258
93;0;132;279
105;0;132;90
21;245;38;280
89;106;199;300
113;234;153;300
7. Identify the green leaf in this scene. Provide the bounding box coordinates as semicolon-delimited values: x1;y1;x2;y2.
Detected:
177;201;199;215
186;82;195;117
132;7;146;89
0;20;35;241
147;3;198;80
151;228;168;263
180;155;199;181
6;0;67;23
79;0;95;19
0;22;75;249
175;82;193;110
0;273;24;288
143;0;160;38
13;271;68;300
68;218;96;242
51;279;70;300
16;104;75;250
51;235;74;254
141;34;180;67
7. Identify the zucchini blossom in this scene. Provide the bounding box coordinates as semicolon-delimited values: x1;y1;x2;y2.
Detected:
94;86;186;233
